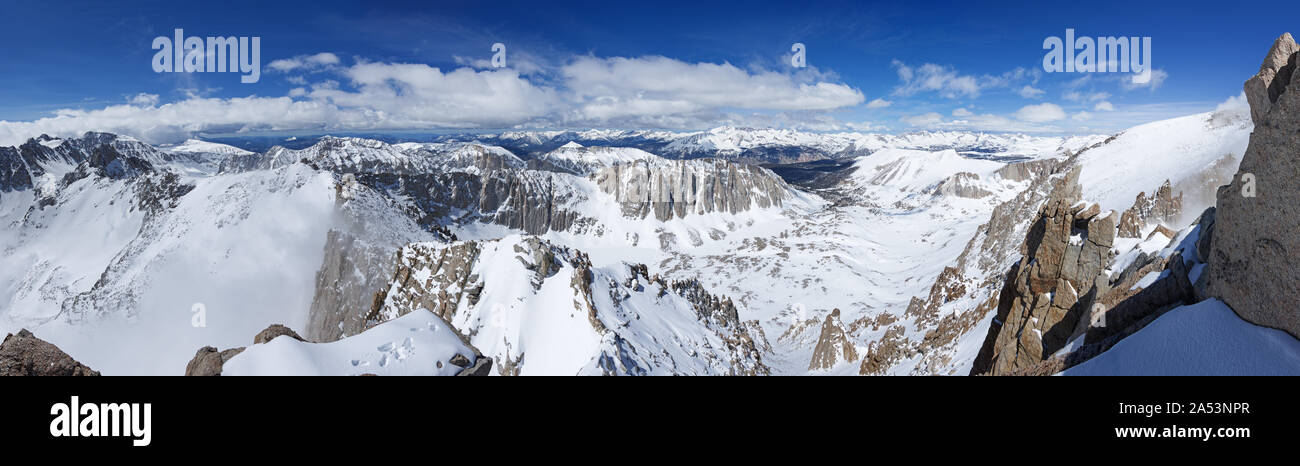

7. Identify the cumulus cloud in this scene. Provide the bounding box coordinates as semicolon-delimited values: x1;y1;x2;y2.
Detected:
129;93;160;106
267;53;341;73
1093;101;1115;111
326;62;561;125
453;50;546;75
0;54;868;145
951;108;972;117
1013;102;1066;122
560;56;863;121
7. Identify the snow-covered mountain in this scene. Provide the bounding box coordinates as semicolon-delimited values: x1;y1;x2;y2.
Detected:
433;126;1104;164
4;69;1297;377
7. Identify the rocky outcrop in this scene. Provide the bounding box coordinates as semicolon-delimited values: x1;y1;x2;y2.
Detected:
1116;180;1182;238
808;309;858;370
1244;33;1299;125
1207;32;1300;338
184;346;246;376
370;236;767;375
934;172;993;198
858;325;908;375
0;329;100;376
594;158;790;221
184;323;305;375
978;166;1119;375
994;158;1059;182
366;241;483;325
253;324;305;345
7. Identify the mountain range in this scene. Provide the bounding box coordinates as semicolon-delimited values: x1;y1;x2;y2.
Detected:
3;34;1299;376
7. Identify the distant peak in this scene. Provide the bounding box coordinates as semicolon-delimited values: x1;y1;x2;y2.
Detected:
560;141;583;149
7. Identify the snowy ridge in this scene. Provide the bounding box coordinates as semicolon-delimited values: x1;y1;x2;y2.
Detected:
223;309;477;376
535;142;656;175
371;236;768;375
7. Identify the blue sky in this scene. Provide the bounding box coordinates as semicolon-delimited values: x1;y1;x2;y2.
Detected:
0;0;1296;143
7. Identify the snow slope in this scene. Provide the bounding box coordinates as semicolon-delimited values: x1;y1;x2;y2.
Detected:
223;309;475;376
1076;111;1251;214
1064;299;1300;376
0;160;437;374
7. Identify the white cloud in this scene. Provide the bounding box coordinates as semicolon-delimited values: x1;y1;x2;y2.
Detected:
0;54;868;145
560;56;864;121
267;53;341;73
891;61;981;98
1093;101;1115;111
899;110;1066;133
951;108;972;117
1072;111;1092;121
1120;69;1169;91
900;112;944;126
890;61;1036;100
865;98;892;109
1018;85;1045;99
129;93;160;106
1065;91;1110;102
1014;102;1066;122
453;51;546;75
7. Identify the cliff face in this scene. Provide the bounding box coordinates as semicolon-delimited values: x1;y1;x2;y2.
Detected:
593;158;791;222
244;138;794;236
1207;33;1300;338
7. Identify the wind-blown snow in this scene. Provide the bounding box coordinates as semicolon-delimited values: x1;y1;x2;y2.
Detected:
1076;112;1250;213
